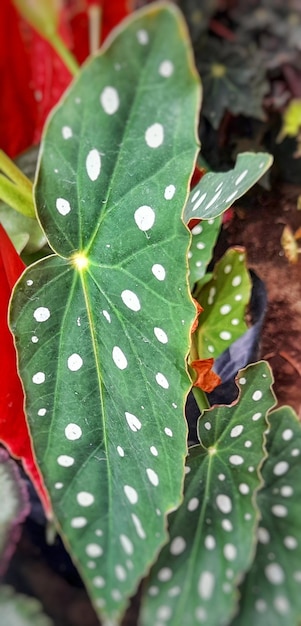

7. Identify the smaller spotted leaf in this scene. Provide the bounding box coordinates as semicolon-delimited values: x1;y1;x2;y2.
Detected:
188;216;221;288
192;248;251;360
184;152;273;222
231;406;301;626
10;5;200;624
0;586;53;626
140;362;276;626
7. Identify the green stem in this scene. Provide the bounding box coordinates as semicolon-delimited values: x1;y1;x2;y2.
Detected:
0;175;35;219
192;386;210;412
0;150;33;193
51;32;80;77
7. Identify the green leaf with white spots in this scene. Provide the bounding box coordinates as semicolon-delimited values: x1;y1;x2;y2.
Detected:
0;586;53;626
231;406;301;626
183;152;273;222
192;248;251;360
140;362;276;626
188;216;221;288
9;5;200;624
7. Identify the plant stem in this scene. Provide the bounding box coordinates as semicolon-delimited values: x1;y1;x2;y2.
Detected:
0;174;35;218
0;150;33;193
51;33;80;77
192;386;210;412
88;4;102;54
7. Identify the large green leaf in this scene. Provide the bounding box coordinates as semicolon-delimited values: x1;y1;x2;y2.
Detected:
140;362;276;626
231;406;301;626
10;5;200;624
184;152;273;222
192;248;251;360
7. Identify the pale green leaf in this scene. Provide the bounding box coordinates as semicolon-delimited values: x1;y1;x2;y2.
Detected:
10;5;200;623
140;362;276;626
0;586;53;626
184;152;273;222
192;248;251;360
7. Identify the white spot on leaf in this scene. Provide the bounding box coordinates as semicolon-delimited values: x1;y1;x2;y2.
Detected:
124;485;138;504
33;307;50;322
77;492;95;506
152;263;166;281
198;571;215;599
131;513;146;539
32;372;45;384
71;517;87;528
164;184;176;200
125;411;141;432
146;468;159;486
134;205;155;231
216;494;232;514
137;29;149;45
154;327;168;343
65;423;82;441
100;86;119;115
121;289;141;311
62;126;73;139
57;455;74;467
86;149;101;181
155;372;169;389
67;353;83;371
112;346;128;370
159;60;174;77
170;537;186;555
145;123;164;148
86;544;103;558
56;198;71;216
265;563;285;585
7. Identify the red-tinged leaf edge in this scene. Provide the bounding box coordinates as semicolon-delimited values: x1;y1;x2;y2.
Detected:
0;225;51;516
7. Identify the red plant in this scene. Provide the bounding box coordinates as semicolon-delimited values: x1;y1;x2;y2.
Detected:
0;225;51;514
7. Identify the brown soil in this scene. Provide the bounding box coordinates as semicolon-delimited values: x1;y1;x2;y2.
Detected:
226;182;301;417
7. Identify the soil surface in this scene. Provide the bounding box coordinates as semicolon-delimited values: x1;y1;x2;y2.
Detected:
226;182;301;417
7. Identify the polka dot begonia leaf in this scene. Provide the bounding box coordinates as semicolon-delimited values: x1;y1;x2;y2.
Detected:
0;586;53;626
9;5;200;623
140;362;276;626
231;406;301;626
188;216;221;288
192;247;252;360
183;152;273;222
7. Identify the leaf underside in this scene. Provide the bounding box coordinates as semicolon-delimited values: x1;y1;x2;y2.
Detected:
184;152;273;223
231;405;301;626
140;362;276;626
10;5;200;622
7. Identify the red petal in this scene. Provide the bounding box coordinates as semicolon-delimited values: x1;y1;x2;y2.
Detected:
0;225;51;515
0;0;36;157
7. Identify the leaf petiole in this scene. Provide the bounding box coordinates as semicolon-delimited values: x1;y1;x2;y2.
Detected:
51;32;80;77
